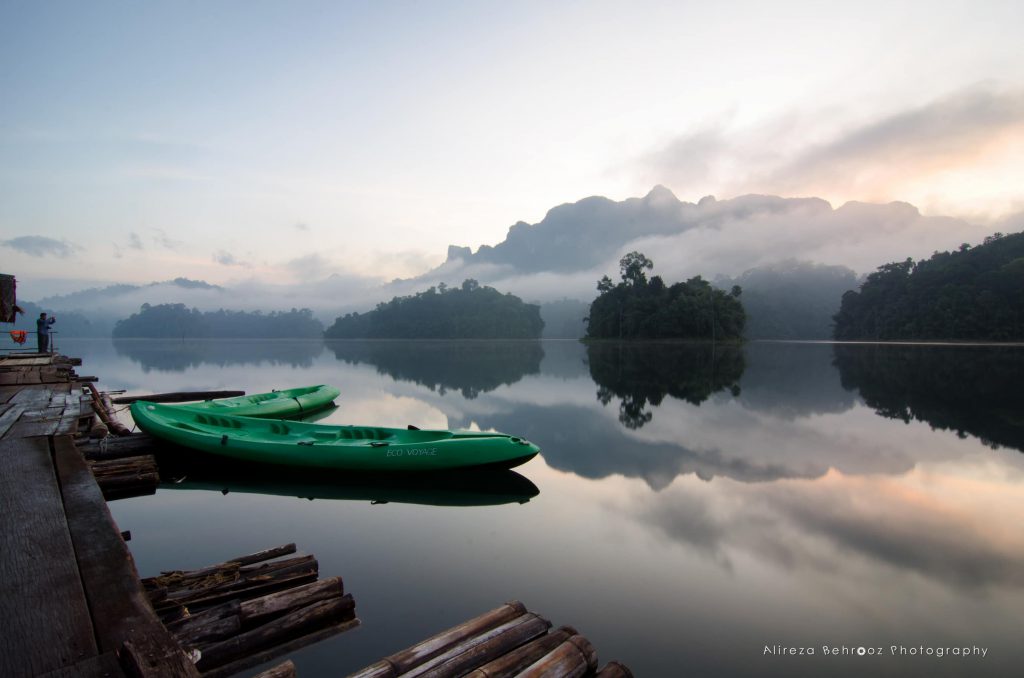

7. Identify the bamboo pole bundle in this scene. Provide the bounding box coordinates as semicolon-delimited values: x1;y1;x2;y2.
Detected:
83;382;132;436
512;635;598;678
88;453;160;500
348;601;529;678
465;626;578;678
144;545;358;675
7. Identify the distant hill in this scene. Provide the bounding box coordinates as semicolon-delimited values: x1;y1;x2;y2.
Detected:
325;280;543;339
113;304;324;339
717;261;858;339
833;231;1024;340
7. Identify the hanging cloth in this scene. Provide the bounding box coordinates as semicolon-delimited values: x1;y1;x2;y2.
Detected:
10;330;27;344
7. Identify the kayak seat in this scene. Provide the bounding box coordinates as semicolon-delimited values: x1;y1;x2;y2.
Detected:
194;414;243;429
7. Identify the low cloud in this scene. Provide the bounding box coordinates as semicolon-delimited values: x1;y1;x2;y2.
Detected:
639;83;1024;217
2;235;81;258
151;227;183;250
212;250;251;268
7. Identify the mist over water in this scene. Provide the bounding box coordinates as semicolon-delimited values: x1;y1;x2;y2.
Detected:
60;338;1024;677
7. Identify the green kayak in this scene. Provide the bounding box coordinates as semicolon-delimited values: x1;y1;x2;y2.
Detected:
172;385;340;418
130;401;540;471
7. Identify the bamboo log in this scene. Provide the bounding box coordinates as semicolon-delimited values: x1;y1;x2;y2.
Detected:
348;601;528;678
167;601;241;633
466;626;578;678
159;556;316;601
79;433;164;459
240;576;345;626
403;613;552;678
170;570;320;611
252;660;297;678
173;612;242;647
595;661;634;678
195;594;355;671
111;390;246;404
149;544;298;586
83;383;132;436
512;635;598;678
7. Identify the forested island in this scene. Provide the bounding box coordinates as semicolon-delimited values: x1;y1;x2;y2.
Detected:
112;304;324;338
324;279;544;339
586;252;745;340
833;231;1024;340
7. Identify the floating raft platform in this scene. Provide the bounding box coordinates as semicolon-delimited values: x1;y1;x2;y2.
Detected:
347;601;632;678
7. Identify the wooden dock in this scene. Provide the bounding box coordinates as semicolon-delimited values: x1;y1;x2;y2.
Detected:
0;352;198;677
1;352;632;678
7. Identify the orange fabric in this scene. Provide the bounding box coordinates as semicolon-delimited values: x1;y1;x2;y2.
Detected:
10;330;27;344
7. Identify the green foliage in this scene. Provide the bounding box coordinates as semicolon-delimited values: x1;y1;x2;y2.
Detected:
833;343;1024;452
587;342;744;429
585;252;746;340
324;281;544;339
833;231;1024;340
112;304;324;338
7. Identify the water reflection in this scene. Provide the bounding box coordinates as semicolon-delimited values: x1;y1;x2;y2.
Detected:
586;342;744;428
80;337;1024;678
833;343;1024;453
113;338;325;371
325;340;543;398
158;453;539;507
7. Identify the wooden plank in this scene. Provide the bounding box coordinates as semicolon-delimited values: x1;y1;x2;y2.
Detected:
37;652;126;678
0;403;25;439
7;418;60;437
52;435;200;678
0;435;98;676
9;385;54;407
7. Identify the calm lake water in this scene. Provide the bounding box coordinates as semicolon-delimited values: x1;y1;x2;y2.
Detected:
61;338;1024;677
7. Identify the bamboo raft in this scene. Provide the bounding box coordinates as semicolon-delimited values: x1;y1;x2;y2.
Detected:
143;544;358;678
347;601;632;678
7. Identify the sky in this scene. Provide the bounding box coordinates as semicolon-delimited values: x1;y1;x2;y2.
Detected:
2;0;1023;300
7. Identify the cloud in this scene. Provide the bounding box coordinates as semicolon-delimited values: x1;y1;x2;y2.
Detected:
212;250;251;268
638;84;1024;217
151;227;183;250
630;469;1024;589
770;85;1024;197
285;253;336;281
128;232;144;250
293;222;309;232
1;235;82;258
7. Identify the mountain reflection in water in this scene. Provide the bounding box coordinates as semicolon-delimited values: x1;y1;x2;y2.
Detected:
59;337;1023;678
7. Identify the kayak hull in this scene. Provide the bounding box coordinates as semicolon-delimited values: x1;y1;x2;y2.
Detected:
131;401;540;472
172;385;340;418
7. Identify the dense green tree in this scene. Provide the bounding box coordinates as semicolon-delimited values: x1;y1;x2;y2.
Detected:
833;231;1024;340
585;253;745;340
324;281;543;339
112;304;323;338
